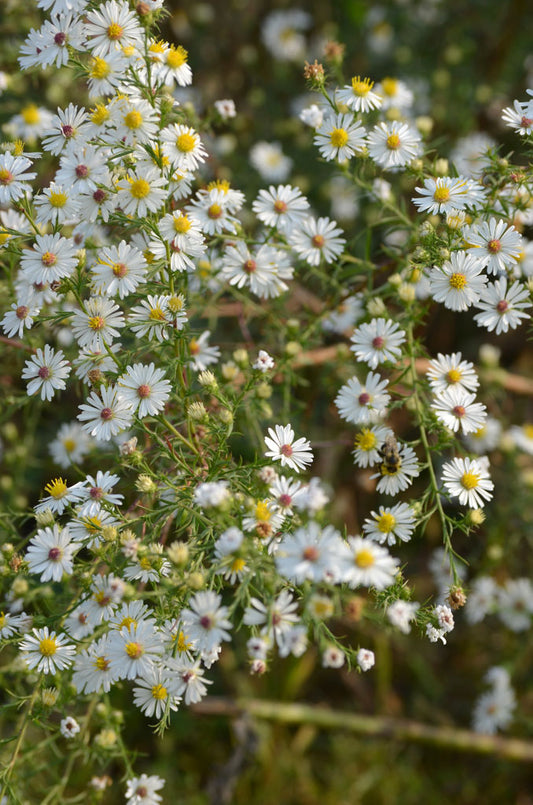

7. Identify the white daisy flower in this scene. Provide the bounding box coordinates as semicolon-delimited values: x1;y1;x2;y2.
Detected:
188;330;221;371
412;176;471;215
367;121;421;171
314;112;366;162
250;140;292;182
165;657;212;705
362;502;416;546
118;363;171;419
25;525;79;582
84;0;142;56
20;627;75;674
72;637;113;694
0;611;29;640
116;168;167;218
336;75;382;112
431;386;487;434
441;456;494;508
68;507;120;549
375;77;413;109
21;345;71;401
77;385;134;441
387;599;419;633
34;182;80;227
252;184;309;232
20;234;78;286
125;774;165;805
1;301;40;339
133;667;180;720
86;51;130;98
71;296;125;351
186;188;240;236
181;591;233;654
243;589;299;646
501;100;533;136
473;277;531;334
268;476;305;514
275;522;344;584
41;103;90;156
0;153;36;204
128;295;176;343
426;352;479;395
357;648;375;671
352;425;393;468
49;421;92;469
429;251;488;311
466;218;522;274
335;372;391;425
264;424;313;472
77;471;123;517
290;216;346;266
34;477;83;515
60;716;80;739
339;536;399;590
350;318;406;369
91;241;148;299
107;621;164;682
160;123;208;172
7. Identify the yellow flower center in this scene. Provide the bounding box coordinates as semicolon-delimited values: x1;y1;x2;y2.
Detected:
125;641;144;659
207;179;230;193
231;557;246;573
354;429;377;451
112;261;127;277
176;132;196;153
22;104;40;125
85;516;103;534
13;140;26;156
129;178;150;199
255;500;271;522
168;294;185;313
49;191;68;208
173;215;192;234
44;478;68;499
107;22;124;40
449;272;467;290
119;616;137;630
0;168;13;184
176;631;193;652
152;683;167;700
124;110;143;130
90;57;111;80
329;128;349;148
460;471;479;490
351;76;373;96
166;45;188;68
207;203;222;219
189;337;199;355
140;557;152;570
94;656;110;671
523;424;533;439
381;77;398;97
39;637;57;656
149;306;167;321
355;549;375;568
446;368;462;383
377;513;396;533
90;104;110;125
0;613;6;629
386;133;401;150
89;315;105;330
41;251;57;267
433;185;450;203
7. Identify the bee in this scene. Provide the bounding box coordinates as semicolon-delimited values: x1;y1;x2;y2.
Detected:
378;434;402;476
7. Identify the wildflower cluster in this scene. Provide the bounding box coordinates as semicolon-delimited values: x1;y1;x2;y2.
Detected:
0;0;532;799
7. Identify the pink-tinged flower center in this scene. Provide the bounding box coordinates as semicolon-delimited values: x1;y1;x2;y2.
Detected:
16;305;29;319
280;444;293;457
75;164;89;178
78;613;88;624
303;545;319;561
137;384;151;398
54;32;66;46
89;486;103;499
521;116;533;128
89;315;105;330
107;22;124;41
452;405;465;418
358;392;370;405
112;262;127;278
279;494;292;507
125;641;144;659
48;547;62;561
312;234;325;248
496;300;509;313
136;788;148;798
200;615;213;629
93;188;106;203
273;199;288;213
38;366;51;379
271;612;281;626
61;124;74;138
100;407;113;420
182;671;193;683
208;203;222;219
0;169;14;185
243;259;256;273
41;251;57;267
372;336;385;350
487;239;501;254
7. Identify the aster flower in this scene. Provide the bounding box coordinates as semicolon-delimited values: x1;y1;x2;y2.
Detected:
165;657;212;705
221;241;293;298
125;774;165;805
252;184;310;232
339;536;399;590
375;77;413;110
188;330;221;371
466;218;522;274
431;386;487;434
335;372;390;425
68;508;120;549
21;345;71;401
116;168;168;218
160;123;208;172
133;667;180;720
357;649;375;672
441;456;494;508
107;621;164;682
387;599;419;634
0;153;36;203
243;589;299;646
180;591;232;654
314;112;366;162
412;176;471;215
352;425;393;468
497;579;533;632
429;251;488;312
362;502;416;546
77;385;134;441
118;363;171;419
426;352;479;395
350;318;406;369
336;75;382;112
20;627;75;674
250;140;292;182
84;0;142;56
501;100;533;136
34;477;83;515
473;277;531;334
71;296;125;351
20;234;78;286
367;121;421;171
25;525;79;582
275;522;343;583
371;442;420;495
77;471;123;517
41;103;90;156
290;216;346;266
1;301;40;339
0;611;29;640
128;295;178;343
34;182;81;227
268;476;305;515
91;240;147;299
264;424;313;472
86;50;129;98
49;421;92;468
